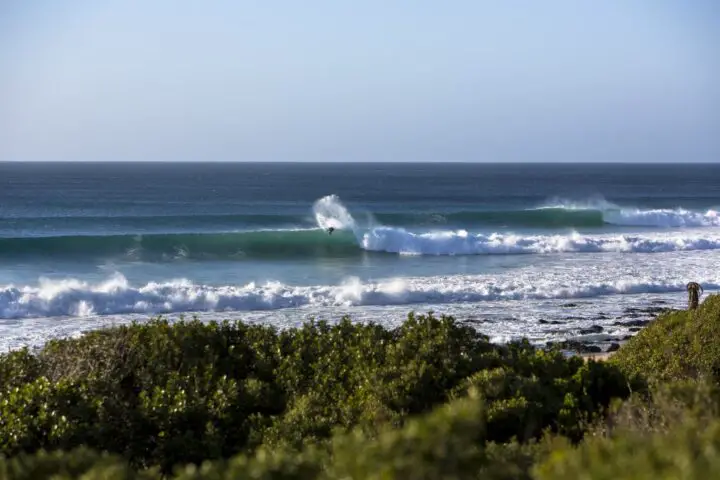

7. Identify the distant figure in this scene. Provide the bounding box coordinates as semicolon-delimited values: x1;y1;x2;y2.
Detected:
327;227;335;235
687;282;703;310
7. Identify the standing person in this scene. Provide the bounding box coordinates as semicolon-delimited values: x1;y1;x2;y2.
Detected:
687;282;703;310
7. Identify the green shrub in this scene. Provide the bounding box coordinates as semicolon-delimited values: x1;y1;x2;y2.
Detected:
0;312;633;475
452;350;630;442
612;294;720;383
0;448;146;480
535;378;720;480
535;418;720;480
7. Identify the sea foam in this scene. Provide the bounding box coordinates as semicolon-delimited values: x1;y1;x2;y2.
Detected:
359;228;720;255
2;269;718;320
603;208;720;228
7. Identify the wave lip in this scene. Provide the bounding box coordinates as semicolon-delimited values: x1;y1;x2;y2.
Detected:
2;272;719;320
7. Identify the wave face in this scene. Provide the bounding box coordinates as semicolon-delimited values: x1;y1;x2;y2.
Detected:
2;197;720;260
376;207;719;229
0;230;360;260
1;272;718;320
3;198;718;236
3;228;720;260
1;196;719;260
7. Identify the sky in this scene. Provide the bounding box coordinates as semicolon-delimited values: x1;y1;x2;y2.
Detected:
0;0;718;163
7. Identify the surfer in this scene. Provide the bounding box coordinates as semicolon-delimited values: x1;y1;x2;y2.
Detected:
327;227;335;235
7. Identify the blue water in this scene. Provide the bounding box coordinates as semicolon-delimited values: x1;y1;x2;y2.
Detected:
1;162;720;350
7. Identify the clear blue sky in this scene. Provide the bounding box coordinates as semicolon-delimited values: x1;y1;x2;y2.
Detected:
1;0;718;162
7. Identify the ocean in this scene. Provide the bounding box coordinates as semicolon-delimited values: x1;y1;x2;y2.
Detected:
1;162;719;351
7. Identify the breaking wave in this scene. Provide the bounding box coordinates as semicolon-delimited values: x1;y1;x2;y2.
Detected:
359;228;720;255
3;197;718;236
1;272;718;320
3;227;720;260
1;195;718;260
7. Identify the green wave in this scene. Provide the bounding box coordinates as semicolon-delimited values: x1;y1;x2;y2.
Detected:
376;208;605;228
0;230;361;260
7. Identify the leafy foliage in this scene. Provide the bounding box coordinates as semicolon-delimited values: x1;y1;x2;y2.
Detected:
535;415;720;480
612;294;720;383
0;312;631;476
9;300;720;479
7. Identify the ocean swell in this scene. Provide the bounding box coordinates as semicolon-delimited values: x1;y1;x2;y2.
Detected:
1;228;720;260
1;195;719;261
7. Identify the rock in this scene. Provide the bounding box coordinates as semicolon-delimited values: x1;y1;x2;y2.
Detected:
579;325;604;335
613;319;650;327
622;335;633;341
607;343;621;352
547;340;602;354
603;337;624;342
629;327;642;332
464;317;486;325
538;319;565;325
561;303;579;308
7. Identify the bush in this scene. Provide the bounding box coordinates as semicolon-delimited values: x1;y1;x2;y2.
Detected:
611;294;720;383
535;418;720;480
0;312;633;476
0;448;147;480
0;394;544;480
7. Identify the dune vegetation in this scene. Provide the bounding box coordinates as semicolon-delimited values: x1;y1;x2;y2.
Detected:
1;296;720;479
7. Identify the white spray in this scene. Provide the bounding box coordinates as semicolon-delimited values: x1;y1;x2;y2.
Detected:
313;195;358;232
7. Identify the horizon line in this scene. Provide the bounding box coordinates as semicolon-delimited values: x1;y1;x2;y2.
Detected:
1;160;718;165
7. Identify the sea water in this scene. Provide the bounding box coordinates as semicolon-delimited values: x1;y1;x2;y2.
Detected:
1;162;719;350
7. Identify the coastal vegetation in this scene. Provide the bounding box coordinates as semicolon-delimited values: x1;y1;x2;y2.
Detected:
1;296;719;478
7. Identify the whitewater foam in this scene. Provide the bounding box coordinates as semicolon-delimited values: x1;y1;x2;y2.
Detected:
2;257;719;320
310;196;720;256
359;227;720;255
538;197;720;227
313;195;357;231
603;208;720;228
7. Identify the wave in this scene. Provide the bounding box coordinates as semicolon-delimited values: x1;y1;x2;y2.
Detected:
603;208;720;228
360;228;720;255
3;198;718;235
3;228;720;260
1;272;718;320
2;196;719;260
376;209;606;228
538;198;720;228
2;228;720;261
370;208;719;229
0;229;360;260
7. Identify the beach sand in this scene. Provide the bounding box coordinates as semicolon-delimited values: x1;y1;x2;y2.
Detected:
581;351;616;362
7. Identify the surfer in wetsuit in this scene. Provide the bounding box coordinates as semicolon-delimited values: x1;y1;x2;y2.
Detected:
327;227;335;235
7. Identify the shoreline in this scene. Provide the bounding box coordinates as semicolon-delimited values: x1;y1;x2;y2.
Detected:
1;301;671;354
